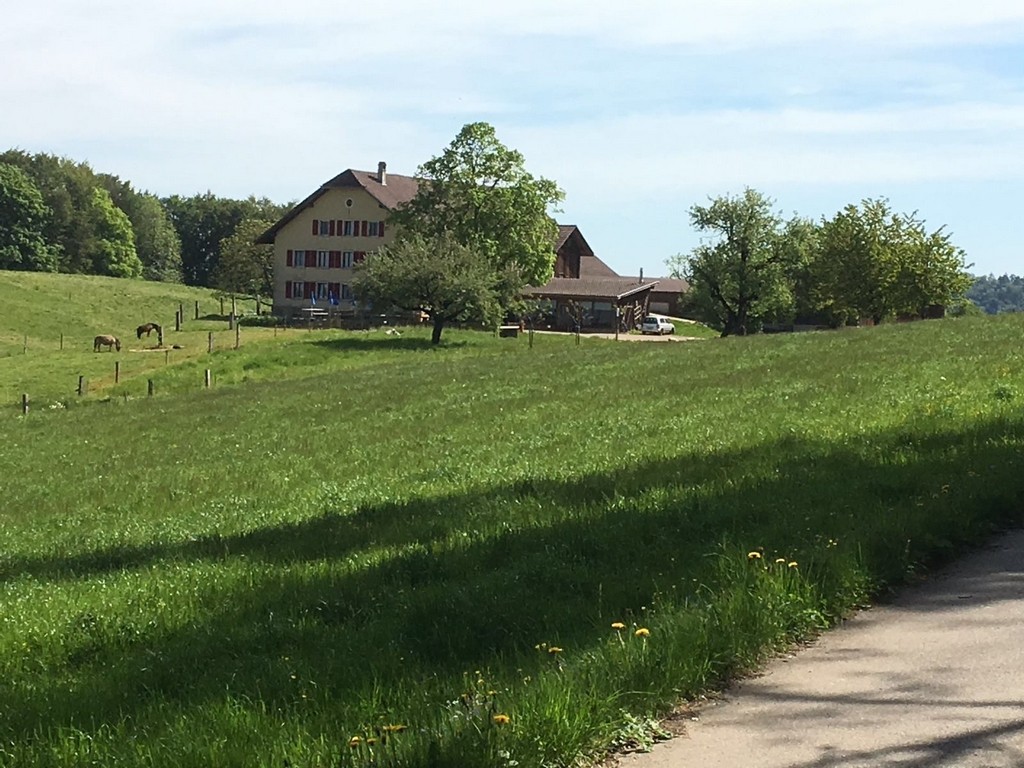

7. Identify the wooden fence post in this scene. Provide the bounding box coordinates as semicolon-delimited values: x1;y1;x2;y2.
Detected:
194;300;200;320
228;313;234;330
77;375;86;396
60;333;64;350
205;369;212;388
208;332;214;353
234;323;240;350
175;310;181;332
165;350;169;365
21;394;28;415
23;335;28;354
148;379;155;397
158;327;164;347
179;303;184;326
231;295;237;319
115;361;120;384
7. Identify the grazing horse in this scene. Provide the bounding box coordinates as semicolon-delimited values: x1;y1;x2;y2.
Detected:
136;322;162;339
94;335;121;352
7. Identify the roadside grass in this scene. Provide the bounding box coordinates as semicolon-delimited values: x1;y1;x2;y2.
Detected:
1;279;1023;766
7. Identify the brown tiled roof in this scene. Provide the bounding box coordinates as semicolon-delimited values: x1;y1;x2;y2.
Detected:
580;254;620;278
623;276;689;294
256;168;420;244
528;277;658;301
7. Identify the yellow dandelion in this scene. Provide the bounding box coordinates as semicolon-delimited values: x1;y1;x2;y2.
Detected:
381;724;407;733
348;737;362;748
634;628;651;638
548;646;563;654
493;714;511;725
788;561;798;569
367;738;377;746
611;622;626;630
775;558;786;564
747;551;762;560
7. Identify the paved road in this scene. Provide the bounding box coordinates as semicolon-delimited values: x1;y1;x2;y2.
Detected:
614;529;1024;768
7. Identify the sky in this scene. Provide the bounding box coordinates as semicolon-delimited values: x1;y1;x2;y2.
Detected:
3;0;1023;278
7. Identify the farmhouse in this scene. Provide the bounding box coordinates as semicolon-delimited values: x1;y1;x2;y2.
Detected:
257;163;687;328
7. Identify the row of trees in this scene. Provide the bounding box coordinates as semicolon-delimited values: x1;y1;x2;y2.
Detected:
966;274;1024;314
669;189;974;336
0;149;286;296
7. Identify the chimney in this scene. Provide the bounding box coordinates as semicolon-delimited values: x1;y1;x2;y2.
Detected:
639;267;644;284
377;161;387;186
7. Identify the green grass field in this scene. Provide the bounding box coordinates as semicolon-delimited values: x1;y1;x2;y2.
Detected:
1;270;1023;767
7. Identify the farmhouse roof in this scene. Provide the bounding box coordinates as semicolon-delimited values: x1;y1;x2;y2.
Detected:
255;168;420;244
528;276;659;302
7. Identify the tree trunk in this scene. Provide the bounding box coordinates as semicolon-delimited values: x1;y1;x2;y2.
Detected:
431;317;445;345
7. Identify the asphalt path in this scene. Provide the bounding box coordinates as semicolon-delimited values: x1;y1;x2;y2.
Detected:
614;529;1024;768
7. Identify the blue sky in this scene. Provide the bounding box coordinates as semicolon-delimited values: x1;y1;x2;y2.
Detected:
3;0;1023;277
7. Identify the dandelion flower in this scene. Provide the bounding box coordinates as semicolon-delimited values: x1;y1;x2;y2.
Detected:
381;724;407;733
493;714;511;725
348;737;362;748
635;628;651;638
788;561;798;569
747;551;762;560
367;738;377;746
775;558;786;564
548;646;563;654
611;622;626;630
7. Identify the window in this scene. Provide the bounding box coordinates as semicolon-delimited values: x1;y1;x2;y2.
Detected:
342;220;355;236
317;251;329;268
341;284;353;300
367;221;380;237
316;282;329;300
319;220;331;236
342;251;354;268
287;281;305;299
291;250;306;267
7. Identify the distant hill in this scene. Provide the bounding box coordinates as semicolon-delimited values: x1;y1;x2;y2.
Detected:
967;274;1024;314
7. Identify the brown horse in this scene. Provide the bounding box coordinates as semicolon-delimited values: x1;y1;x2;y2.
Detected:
94;335;121;352
136;323;162;339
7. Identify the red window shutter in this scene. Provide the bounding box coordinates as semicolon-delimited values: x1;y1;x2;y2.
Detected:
361;220;368;237
329;219;336;236
286;249;293;267
305;282;314;298
379;221;385;237
354;251;365;263
312;219;319;236
285;282;292;298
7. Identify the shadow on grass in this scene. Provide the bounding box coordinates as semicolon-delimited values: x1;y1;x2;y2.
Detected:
2;416;1023;741
312;336;467;352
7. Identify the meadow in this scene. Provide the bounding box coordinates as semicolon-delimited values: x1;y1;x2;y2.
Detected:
1;271;1023;767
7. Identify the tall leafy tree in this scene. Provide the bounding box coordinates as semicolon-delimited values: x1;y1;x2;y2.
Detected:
0;162;59;271
98;174;183;281
163;194;290;286
814;199;971;323
212;217;275;298
83;188;143;278
354;233;512;344
669;189;800;336
390;122;564;289
0;150;97;272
